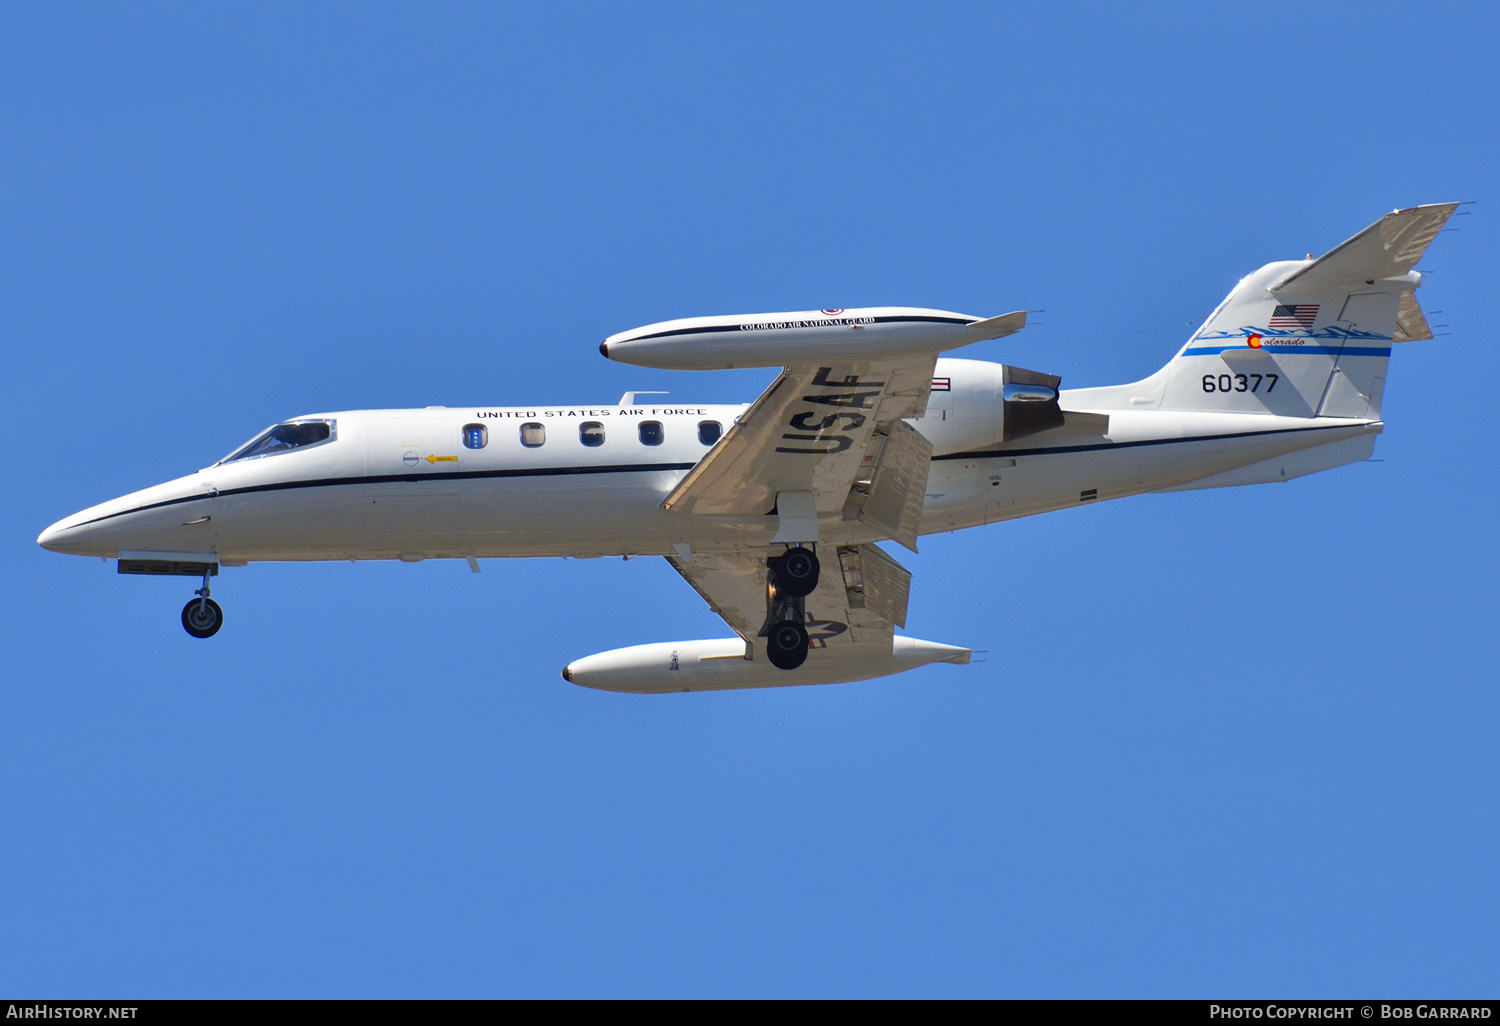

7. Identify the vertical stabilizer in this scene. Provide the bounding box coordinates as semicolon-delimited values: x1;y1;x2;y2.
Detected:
1090;204;1457;420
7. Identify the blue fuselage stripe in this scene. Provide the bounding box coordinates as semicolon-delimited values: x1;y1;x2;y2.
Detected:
1185;345;1392;357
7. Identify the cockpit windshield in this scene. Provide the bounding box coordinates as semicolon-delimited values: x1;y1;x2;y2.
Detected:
222;420;335;463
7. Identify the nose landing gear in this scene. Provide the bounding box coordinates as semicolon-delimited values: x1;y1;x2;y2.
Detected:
115;555;225;638
181;567;224;638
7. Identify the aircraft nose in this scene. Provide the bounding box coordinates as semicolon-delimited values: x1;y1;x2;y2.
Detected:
37;508;107;555
37;516;82;554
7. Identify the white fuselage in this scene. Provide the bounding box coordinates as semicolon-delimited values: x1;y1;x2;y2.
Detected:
37;358;1380;564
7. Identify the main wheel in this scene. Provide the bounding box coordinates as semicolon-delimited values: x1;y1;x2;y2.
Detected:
773;546;820;598
765;619;809;670
181;598;224;638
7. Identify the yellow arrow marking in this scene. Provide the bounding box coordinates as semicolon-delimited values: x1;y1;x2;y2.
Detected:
426;455;458;463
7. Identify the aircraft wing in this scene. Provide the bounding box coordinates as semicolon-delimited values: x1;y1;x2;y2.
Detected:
667;541;912;649
661;356;944;551
630;305;1022;666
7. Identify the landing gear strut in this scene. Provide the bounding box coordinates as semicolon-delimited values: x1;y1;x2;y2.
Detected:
181;566;223;638
762;544;820;670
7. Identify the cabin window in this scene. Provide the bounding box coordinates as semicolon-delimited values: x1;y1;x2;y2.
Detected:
222;420;335;463
638;421;664;446
698;420;722;445
580;422;605;447
520;422;546;448
462;424;488;449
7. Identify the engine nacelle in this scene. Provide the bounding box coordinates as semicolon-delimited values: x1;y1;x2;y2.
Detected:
601;307;1024;371
562;636;971;694
918;358;1065;456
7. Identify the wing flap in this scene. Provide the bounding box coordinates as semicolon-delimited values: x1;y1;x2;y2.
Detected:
836;543;910;629
841;419;933;553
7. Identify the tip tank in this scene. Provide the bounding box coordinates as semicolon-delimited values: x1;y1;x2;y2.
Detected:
562;636;972;694
600;307;1024;370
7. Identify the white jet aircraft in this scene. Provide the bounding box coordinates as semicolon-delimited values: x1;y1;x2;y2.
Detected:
39;204;1456;692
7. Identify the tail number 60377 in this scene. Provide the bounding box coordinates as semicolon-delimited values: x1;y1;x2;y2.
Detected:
1203;373;1277;393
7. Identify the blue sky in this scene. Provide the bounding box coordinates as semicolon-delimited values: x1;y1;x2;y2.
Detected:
2;2;1496;997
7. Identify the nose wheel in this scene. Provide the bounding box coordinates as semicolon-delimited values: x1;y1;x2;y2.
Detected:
181;567;224;638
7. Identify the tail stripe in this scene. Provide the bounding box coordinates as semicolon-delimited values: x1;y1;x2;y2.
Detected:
1186;344;1391;358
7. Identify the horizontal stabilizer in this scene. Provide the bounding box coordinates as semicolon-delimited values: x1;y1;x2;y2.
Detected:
1271;202;1458;294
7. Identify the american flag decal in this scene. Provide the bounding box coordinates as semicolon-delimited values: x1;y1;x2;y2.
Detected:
1269;304;1319;329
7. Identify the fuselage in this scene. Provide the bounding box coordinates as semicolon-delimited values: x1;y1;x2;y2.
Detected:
37;358;1380;565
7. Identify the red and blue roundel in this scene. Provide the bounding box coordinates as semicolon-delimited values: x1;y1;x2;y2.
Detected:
820;308;844;316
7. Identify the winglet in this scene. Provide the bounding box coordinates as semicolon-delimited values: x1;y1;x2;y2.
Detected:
966;310;1027;342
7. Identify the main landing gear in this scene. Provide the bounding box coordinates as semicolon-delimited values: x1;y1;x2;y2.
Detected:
764;545;820;671
765;619;810;670
772;545;820;597
181;566;223;639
